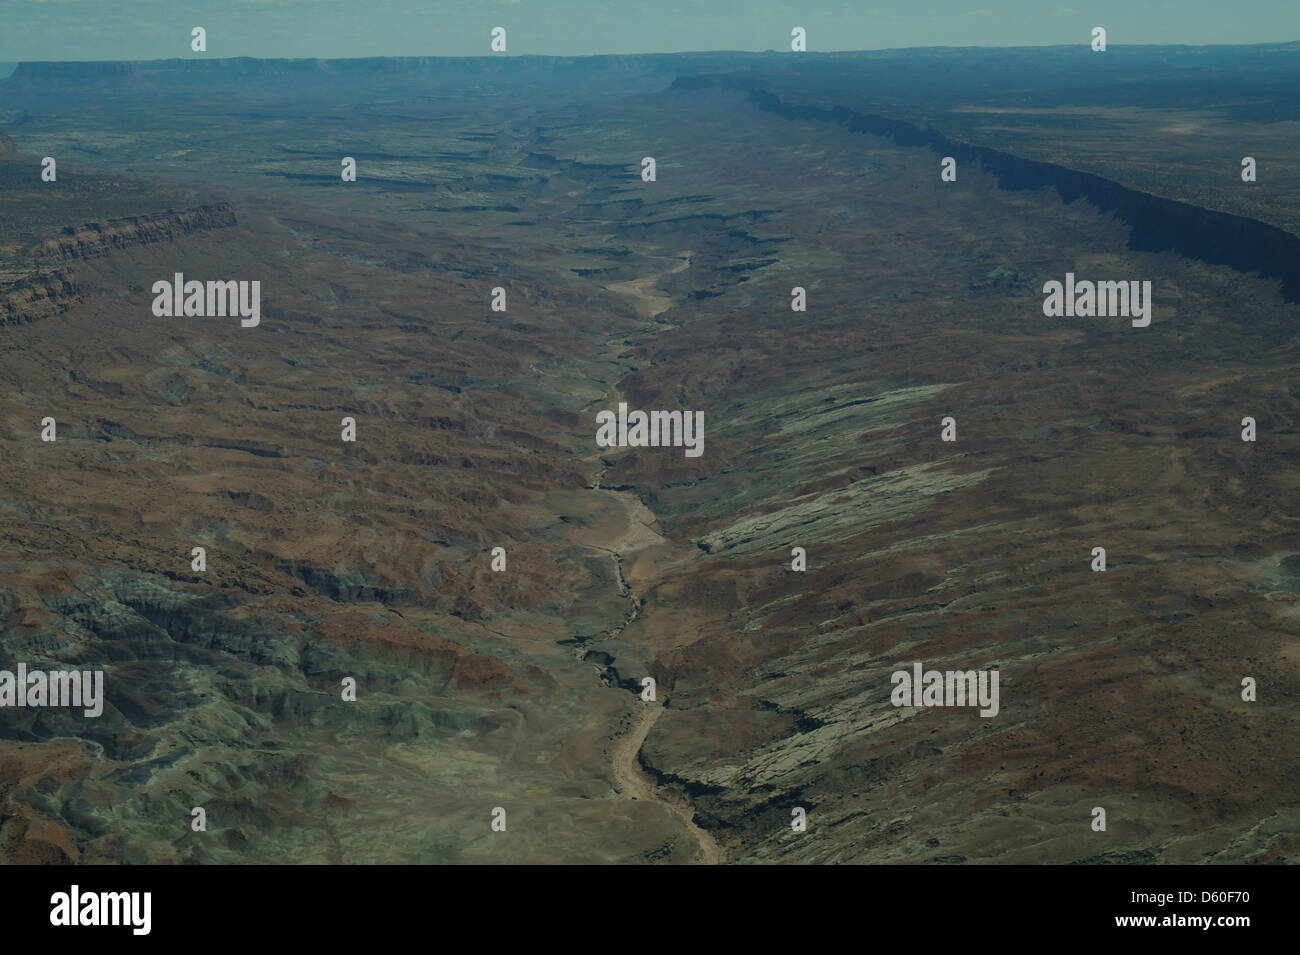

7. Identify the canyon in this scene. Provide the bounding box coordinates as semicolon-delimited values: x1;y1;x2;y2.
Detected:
0;48;1297;864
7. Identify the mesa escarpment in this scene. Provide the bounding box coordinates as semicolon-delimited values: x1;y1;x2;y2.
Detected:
34;203;237;261
0;135;239;326
0;269;82;325
0;203;236;325
679;78;1300;303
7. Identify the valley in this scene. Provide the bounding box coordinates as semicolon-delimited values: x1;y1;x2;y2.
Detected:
0;49;1297;864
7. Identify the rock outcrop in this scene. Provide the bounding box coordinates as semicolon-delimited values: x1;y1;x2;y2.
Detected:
34;203;237;261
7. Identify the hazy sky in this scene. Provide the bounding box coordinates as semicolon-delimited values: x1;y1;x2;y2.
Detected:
1;0;1296;61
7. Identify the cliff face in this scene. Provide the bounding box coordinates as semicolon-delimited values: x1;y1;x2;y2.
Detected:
0;270;82;326
34;203;237;261
0;203;236;325
679;78;1300;303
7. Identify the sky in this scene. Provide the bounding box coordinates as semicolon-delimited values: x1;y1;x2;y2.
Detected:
0;0;1297;62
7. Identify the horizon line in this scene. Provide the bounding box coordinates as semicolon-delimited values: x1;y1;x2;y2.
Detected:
4;40;1300;65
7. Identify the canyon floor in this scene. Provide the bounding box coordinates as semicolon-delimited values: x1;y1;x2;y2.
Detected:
0;49;1298;864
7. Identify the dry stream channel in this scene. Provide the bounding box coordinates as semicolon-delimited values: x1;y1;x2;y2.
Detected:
579;251;724;863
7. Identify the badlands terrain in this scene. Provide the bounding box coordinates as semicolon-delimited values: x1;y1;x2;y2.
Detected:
0;48;1297;863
